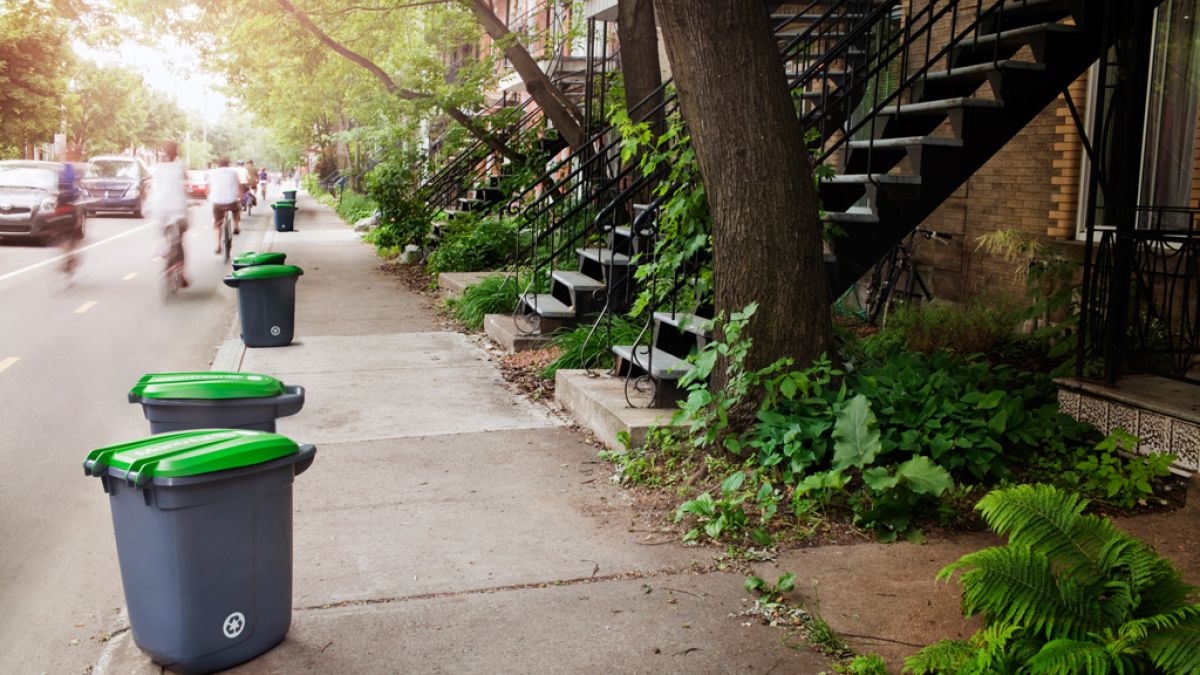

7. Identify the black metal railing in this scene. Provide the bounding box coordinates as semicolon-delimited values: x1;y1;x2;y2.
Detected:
508;0;875;324
1079;207;1200;384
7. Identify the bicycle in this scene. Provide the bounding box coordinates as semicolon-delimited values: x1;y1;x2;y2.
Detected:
862;228;951;327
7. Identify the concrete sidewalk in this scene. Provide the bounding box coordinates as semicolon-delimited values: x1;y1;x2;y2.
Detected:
95;191;835;673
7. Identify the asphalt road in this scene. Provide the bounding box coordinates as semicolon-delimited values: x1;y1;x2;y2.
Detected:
0;202;272;673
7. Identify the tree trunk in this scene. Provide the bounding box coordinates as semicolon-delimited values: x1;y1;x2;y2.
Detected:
654;1;833;423
617;0;663;132
463;0;586;150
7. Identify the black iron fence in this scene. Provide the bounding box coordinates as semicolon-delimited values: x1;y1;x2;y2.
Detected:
1079;206;1200;384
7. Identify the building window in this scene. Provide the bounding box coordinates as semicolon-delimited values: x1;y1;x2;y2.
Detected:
1078;0;1200;234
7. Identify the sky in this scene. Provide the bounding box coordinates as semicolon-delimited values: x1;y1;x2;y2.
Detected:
73;34;230;125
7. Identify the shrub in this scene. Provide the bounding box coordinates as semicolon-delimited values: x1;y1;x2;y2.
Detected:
335;191;377;224
905;484;1200;674
427;213;520;276
446;275;518;331
882;298;1024;355
540;314;642;379
364;153;433;253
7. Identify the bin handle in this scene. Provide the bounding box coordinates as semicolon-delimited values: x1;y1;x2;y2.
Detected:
222;276;240;288
276;385;305;417
294;444;317;477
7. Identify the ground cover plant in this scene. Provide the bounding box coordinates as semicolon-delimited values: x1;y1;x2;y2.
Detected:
426;212;521;276
444;274;518;331
539;315;642;379
606;305;1179;547
905;484;1200;674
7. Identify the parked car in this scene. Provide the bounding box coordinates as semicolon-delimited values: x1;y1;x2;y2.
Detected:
81;155;151;217
185;169;208;199
0;160;89;244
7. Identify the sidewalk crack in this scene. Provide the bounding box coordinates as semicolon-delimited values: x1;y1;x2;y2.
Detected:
295;563;725;612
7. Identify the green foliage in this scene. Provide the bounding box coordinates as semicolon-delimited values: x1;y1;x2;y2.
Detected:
364;152;433;253
539;314;642;379
675;470;755;543
834;653;890;675
335;190;378;224
905;484;1200;674
882;299;1024;356
445;275;517;331
745;572;796;603
426;213;520;276
622;304;1133;544
0;3;71;157
1063;428;1176;510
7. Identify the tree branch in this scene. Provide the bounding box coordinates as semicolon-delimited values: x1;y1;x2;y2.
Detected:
275;0;524;162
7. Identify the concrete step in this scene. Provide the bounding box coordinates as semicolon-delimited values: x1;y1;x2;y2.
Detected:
847;136;965;151
577;248;631;266
612;344;691;380
822;206;880;225
876;97;1004;117
653;311;713;338
552;270;605;292
521;293;575;319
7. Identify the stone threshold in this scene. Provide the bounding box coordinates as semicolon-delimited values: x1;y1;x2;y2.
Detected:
1056;375;1200;474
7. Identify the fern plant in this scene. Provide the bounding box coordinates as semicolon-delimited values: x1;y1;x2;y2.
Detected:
905;484;1200;674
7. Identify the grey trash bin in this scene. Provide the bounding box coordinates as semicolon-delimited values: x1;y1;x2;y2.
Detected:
84;430;316;674
129;372;305;433
223;264;304;348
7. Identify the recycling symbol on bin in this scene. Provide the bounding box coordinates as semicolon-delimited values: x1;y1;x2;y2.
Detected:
223;612;246;639
270;325;281;336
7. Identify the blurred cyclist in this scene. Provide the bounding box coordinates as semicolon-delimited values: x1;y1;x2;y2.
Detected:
147;141;190;286
209;157;241;252
234;161;250;226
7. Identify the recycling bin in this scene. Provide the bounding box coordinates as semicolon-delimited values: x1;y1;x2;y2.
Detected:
84;430;317;674
282;190;296;201
223;265;304;348
129;372;305;433
232;251;287;271
271;202;296;232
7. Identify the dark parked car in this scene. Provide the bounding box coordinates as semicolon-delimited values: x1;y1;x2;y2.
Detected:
0;160;88;244
82;155;150;217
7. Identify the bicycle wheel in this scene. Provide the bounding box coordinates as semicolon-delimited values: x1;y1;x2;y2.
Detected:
223;213;233;263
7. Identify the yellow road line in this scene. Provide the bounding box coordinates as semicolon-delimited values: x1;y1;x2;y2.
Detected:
122;272;138;281
74;301;98;314
0;357;18;374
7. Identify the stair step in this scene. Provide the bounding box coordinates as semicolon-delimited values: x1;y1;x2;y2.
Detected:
823;174;922;185
953;22;1079;58
552;270;605;292
822;207;879;225
877;97;1004;117
520;293;575;319
654;311;713;337
613;345;691;380
917;59;1046;88
847;136;964;151
577;248;631;266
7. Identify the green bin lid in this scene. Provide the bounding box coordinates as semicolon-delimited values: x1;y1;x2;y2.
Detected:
84;429;299;484
233;251;287;266
271;201;296;208
129;372;284;401
229;264;304;280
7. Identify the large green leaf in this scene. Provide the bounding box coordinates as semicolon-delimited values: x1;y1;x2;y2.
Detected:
896;456;954;496
832;394;882;471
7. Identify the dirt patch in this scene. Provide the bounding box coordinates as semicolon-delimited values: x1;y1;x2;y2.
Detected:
496;347;560;401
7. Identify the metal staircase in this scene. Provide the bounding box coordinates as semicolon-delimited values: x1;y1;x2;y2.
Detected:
509;0;878;337
606;0;1167;405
